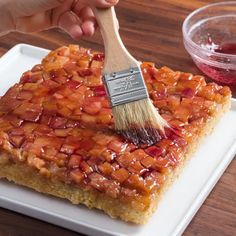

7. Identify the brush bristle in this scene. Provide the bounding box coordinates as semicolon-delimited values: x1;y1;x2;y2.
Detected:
112;99;168;145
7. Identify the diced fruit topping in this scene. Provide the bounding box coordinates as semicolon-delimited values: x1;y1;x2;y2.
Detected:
107;140;128;153
80;161;93;174
0;45;231;207
128;161;147;175
83;99;102;115
89;173;107;191
92;86;106;97
105;180;120;198
144;171;165;191
9;135;25;148
50;117;68;129
68;155;82;169
125;175;147;193
145;146;163;158
98;162;115;175
111;168;130;183
78;69;93;77
141;156;156;168
117;153;134;167
70;169;84;184
60;144;75;155
13;103;43;122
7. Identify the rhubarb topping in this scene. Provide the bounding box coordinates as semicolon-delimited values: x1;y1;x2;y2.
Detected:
0;45;231;209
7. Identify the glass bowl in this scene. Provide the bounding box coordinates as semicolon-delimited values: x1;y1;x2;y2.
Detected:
183;1;236;85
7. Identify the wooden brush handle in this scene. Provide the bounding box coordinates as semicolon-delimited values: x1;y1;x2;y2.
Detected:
93;7;138;74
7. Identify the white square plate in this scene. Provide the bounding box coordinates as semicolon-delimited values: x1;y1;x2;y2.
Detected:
0;44;236;236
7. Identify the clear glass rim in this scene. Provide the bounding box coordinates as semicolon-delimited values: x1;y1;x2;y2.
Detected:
182;1;236;61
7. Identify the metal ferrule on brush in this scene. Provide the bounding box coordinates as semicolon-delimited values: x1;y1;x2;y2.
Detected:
103;67;149;107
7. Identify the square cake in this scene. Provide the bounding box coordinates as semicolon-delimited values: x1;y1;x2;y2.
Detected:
0;45;231;224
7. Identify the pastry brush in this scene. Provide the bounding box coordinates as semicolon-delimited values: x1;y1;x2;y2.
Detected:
93;7;168;145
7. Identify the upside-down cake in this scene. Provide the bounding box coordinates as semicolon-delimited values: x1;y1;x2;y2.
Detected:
0;45;231;224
